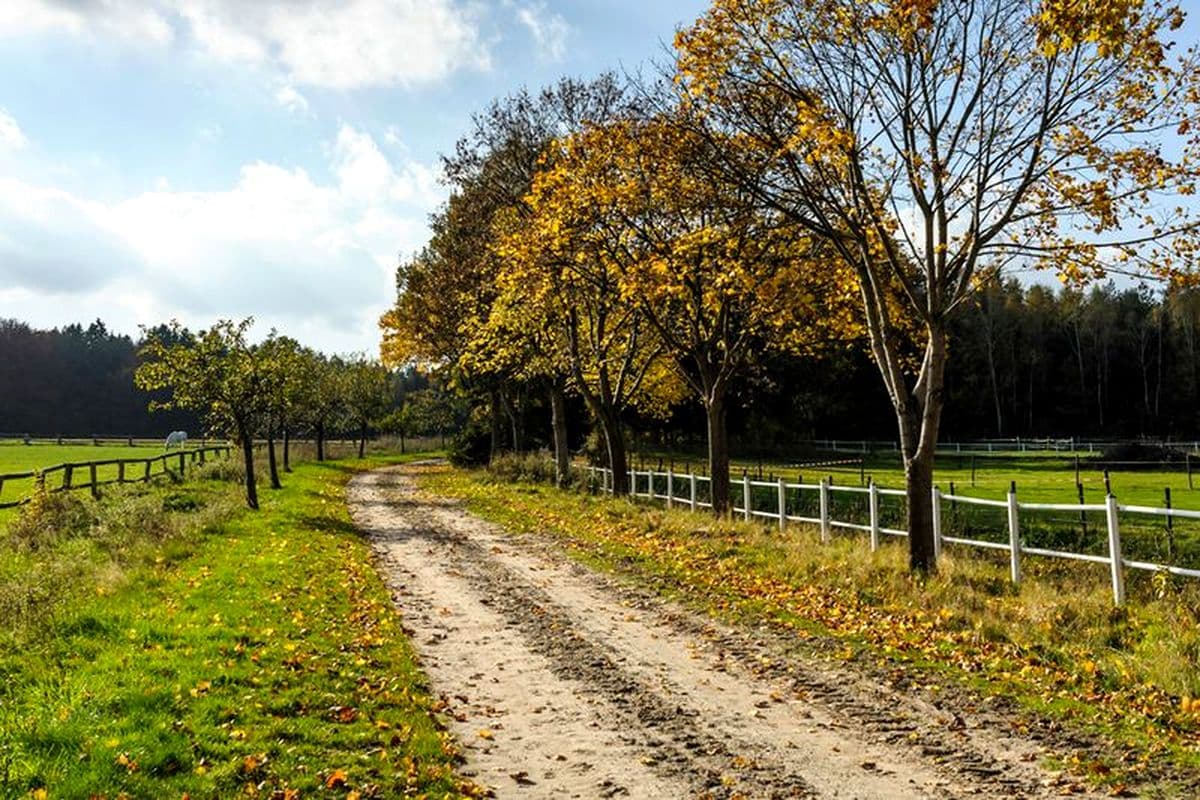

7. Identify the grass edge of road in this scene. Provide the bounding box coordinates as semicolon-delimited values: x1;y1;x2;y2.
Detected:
417;465;1200;797
1;454;483;799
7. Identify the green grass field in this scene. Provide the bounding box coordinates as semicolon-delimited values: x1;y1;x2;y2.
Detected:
0;443;194;522
634;449;1200;507
0;451;475;798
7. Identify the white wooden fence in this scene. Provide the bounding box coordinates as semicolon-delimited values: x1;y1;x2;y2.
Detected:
585;466;1200;605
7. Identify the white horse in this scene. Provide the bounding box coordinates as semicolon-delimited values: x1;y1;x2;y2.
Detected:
164;430;188;450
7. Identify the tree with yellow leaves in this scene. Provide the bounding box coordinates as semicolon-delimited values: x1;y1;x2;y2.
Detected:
496;129;688;495
538;110;857;512
676;0;1200;570
385;76;630;470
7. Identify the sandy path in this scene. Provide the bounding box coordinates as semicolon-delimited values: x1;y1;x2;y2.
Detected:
350;465;1099;799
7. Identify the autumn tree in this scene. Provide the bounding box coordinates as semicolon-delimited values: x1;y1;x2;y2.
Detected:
381;184;510;457
136;319;268;509
257;333;304;488
442;75;630;473
296;350;344;462
676;0;1200;570
497;129;687;495
552;111;857;511
344;356;394;458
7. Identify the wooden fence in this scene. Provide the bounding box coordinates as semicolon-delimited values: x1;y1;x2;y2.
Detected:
586;465;1200;606
0;446;234;510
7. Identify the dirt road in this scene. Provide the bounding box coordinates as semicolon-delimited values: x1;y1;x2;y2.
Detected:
350;465;1098;799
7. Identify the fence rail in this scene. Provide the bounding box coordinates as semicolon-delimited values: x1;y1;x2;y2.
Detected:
0;446;233;509
586;465;1200;605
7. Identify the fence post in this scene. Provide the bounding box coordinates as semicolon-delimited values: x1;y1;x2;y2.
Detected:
777;477;787;532
819;478;830;543
1106;493;1126;606
64;464;73;490
1165;486;1175;561
742;472;751;522
869;480;880;552
666;468;674;509
89;463;99;499
1007;484;1021;585
118;461;125;484
931;486;943;562
628;469;634;497
144;460;152;482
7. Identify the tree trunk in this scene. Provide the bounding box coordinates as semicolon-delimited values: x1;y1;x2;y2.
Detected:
283;427;292;472
983;329;1003;435
501;389;525;453
705;393;731;514
400;430;406;454
600;410;629;496
358;423;367;459
550;381;571;487
267;429;282;490
238;421;259;510
316;421;326;462
890;324;947;574
489;389;503;461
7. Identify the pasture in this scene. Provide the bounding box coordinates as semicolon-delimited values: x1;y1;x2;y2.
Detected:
625;449;1200;572
0;442;180;523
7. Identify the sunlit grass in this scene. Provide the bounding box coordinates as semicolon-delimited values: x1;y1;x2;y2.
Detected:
1;453;474;799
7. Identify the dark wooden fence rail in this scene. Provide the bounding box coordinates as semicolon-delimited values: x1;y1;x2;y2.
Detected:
0;446;233;510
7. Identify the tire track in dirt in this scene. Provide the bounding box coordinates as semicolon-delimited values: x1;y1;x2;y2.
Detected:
350;465;1102;799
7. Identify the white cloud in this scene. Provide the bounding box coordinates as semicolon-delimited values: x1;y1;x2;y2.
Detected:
275;85;310;115
0;0;173;45
516;2;569;61
0;0;490;90
0;109;27;149
0;125;445;352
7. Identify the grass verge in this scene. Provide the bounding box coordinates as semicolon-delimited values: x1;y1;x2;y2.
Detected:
1;454;478;799
420;466;1200;794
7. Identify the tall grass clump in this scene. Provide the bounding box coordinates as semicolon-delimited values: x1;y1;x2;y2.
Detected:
486;451;587;487
0;477;240;640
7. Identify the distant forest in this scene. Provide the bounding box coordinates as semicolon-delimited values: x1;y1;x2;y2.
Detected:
0;319;199;437
0;319;439;440
637;280;1200;453
3;280;1199;444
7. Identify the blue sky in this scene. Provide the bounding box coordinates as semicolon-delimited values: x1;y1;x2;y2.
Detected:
0;0;708;353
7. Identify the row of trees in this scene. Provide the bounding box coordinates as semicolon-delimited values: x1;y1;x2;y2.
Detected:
0;319;198;436
947;281;1200;439
382;0;1200;572
135;319;398;510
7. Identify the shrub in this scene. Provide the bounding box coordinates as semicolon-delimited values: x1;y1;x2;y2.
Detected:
6;489;96;553
448;418;491;467
195;455;245;483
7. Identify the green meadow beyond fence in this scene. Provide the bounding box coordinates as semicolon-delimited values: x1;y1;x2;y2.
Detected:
0;446;233;510
586;465;1200;606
